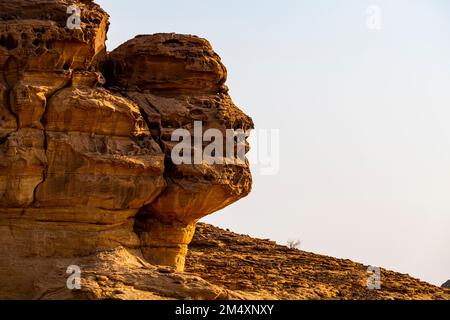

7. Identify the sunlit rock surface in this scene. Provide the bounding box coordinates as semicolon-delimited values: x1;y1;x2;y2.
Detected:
0;0;253;299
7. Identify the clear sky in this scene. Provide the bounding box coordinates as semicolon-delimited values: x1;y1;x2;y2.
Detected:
96;0;450;286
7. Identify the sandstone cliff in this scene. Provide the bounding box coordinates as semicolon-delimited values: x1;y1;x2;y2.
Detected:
0;0;447;301
0;0;252;299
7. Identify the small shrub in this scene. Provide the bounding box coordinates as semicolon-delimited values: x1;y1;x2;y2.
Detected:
287;239;302;250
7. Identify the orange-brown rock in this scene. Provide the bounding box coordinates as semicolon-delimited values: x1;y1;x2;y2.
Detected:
2;223;446;300
106;34;254;271
443;280;450;289
0;0;253;298
186;224;450;300
1;0;447;302
105;33;228;94
0;0;108;74
0;128;46;207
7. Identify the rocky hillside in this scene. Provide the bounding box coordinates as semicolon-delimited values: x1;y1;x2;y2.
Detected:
32;223;449;300
186;224;450;300
0;0;447;301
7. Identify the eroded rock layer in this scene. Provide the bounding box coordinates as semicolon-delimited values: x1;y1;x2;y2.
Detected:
0;0;253;299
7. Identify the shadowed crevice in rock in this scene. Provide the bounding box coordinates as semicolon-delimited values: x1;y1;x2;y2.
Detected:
32;70;76;205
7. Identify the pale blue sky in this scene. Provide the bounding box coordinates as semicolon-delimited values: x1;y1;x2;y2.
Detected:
97;0;450;286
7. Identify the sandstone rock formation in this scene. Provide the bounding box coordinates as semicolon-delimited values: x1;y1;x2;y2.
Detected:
0;0;252;299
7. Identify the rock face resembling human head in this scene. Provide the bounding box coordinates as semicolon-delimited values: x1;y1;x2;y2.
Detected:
106;33;254;270
0;0;253;295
